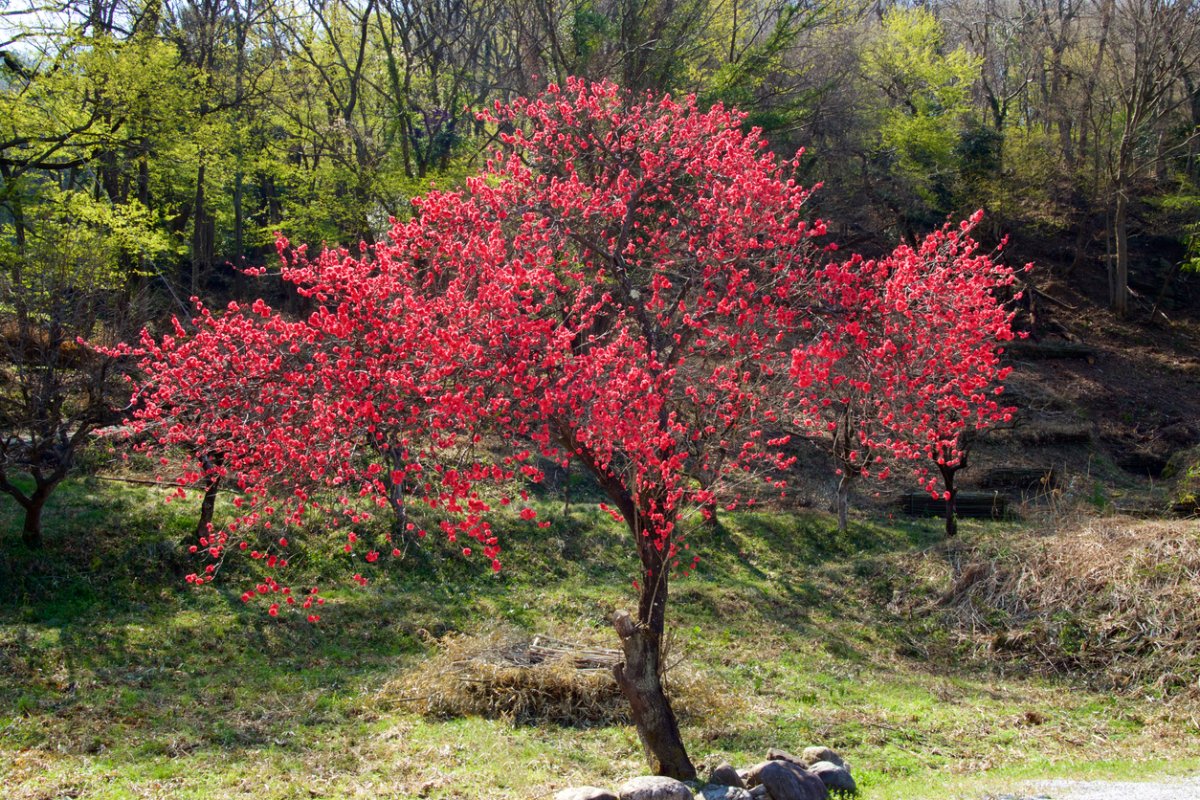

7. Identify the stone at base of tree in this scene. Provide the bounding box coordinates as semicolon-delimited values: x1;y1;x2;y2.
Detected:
767;749;810;768
739;762;768;788
555;788;619;800
801;747;848;771
708;763;746;788
697;784;753;800
807;762;857;794
617;775;693;800
758;761;830;800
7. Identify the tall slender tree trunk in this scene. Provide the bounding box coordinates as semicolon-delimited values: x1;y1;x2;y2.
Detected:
233;170;244;264
1113;184;1130;317
191;163;213;294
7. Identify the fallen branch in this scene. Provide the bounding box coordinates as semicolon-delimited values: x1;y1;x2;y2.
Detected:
1032;285;1079;311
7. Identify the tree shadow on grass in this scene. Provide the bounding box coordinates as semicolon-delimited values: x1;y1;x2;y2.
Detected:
0;473;1025;779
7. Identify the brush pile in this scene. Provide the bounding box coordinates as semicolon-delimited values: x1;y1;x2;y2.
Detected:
384;627;743;726
911;519;1200;693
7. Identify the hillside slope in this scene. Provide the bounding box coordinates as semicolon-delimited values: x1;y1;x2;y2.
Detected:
872;242;1200;520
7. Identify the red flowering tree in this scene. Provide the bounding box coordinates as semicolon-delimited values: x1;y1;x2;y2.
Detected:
116;80;1021;777
868;218;1021;536
793;253;909;534
795;218;1021;534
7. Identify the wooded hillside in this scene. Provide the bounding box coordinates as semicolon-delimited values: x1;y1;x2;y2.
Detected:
2;0;1200;313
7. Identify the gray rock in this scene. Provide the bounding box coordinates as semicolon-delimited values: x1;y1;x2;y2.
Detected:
768;748;810;768
696;785;753;800
808;762;856;795
757;761;830;800
708;764;745;789
618;775;694;800
556;789;619;800
801;747;847;771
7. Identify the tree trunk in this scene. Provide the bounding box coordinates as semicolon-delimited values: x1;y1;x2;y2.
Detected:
195;476;220;540
191;163;213;295
192;452;224;540
610;508;695;781
836;472;852;534
612;609;695;781
21;496;45;549
565;426;696;780
233;170;244;264
939;464;958;538
1113;188;1130;317
19;480;55;549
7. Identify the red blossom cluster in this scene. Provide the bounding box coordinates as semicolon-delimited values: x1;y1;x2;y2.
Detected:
108;79;1022;615
794;214;1024;527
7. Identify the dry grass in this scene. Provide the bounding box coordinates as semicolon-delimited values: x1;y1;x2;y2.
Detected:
379;626;747;727
908;518;1200;693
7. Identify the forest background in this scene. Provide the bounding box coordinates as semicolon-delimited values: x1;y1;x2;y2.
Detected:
5;0;1200;316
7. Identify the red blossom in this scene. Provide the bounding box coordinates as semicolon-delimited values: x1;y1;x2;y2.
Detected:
117;78;1021;616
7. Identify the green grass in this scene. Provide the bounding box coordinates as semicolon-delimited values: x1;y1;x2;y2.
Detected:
1;476;1198;799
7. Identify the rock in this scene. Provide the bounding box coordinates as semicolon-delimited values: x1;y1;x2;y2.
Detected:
801;747;848;771
808;762;857;794
757;761;830;800
618;775;694;800
767;748;810;768
740;762;768;788
707;763;745;789
556;789;619;800
696;785;753;800
747;787;768;799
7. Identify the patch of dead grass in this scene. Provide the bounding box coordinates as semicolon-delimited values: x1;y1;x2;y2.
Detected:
378;625;747;728
909;518;1200;694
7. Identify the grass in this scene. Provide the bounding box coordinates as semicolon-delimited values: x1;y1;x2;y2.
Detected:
2;476;1199;799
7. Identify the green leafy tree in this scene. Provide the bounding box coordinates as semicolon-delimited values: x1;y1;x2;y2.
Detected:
860;7;982;235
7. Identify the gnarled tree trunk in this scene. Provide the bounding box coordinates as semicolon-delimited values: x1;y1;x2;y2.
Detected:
612;608;694;780
567;427;697;780
608;500;695;779
2;475;57;549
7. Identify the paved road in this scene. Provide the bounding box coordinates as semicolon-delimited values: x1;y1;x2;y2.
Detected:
1009;775;1200;800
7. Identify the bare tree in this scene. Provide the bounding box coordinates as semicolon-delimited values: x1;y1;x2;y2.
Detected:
1094;0;1200;315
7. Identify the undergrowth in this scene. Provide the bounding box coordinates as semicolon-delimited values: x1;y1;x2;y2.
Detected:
899;518;1200;694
